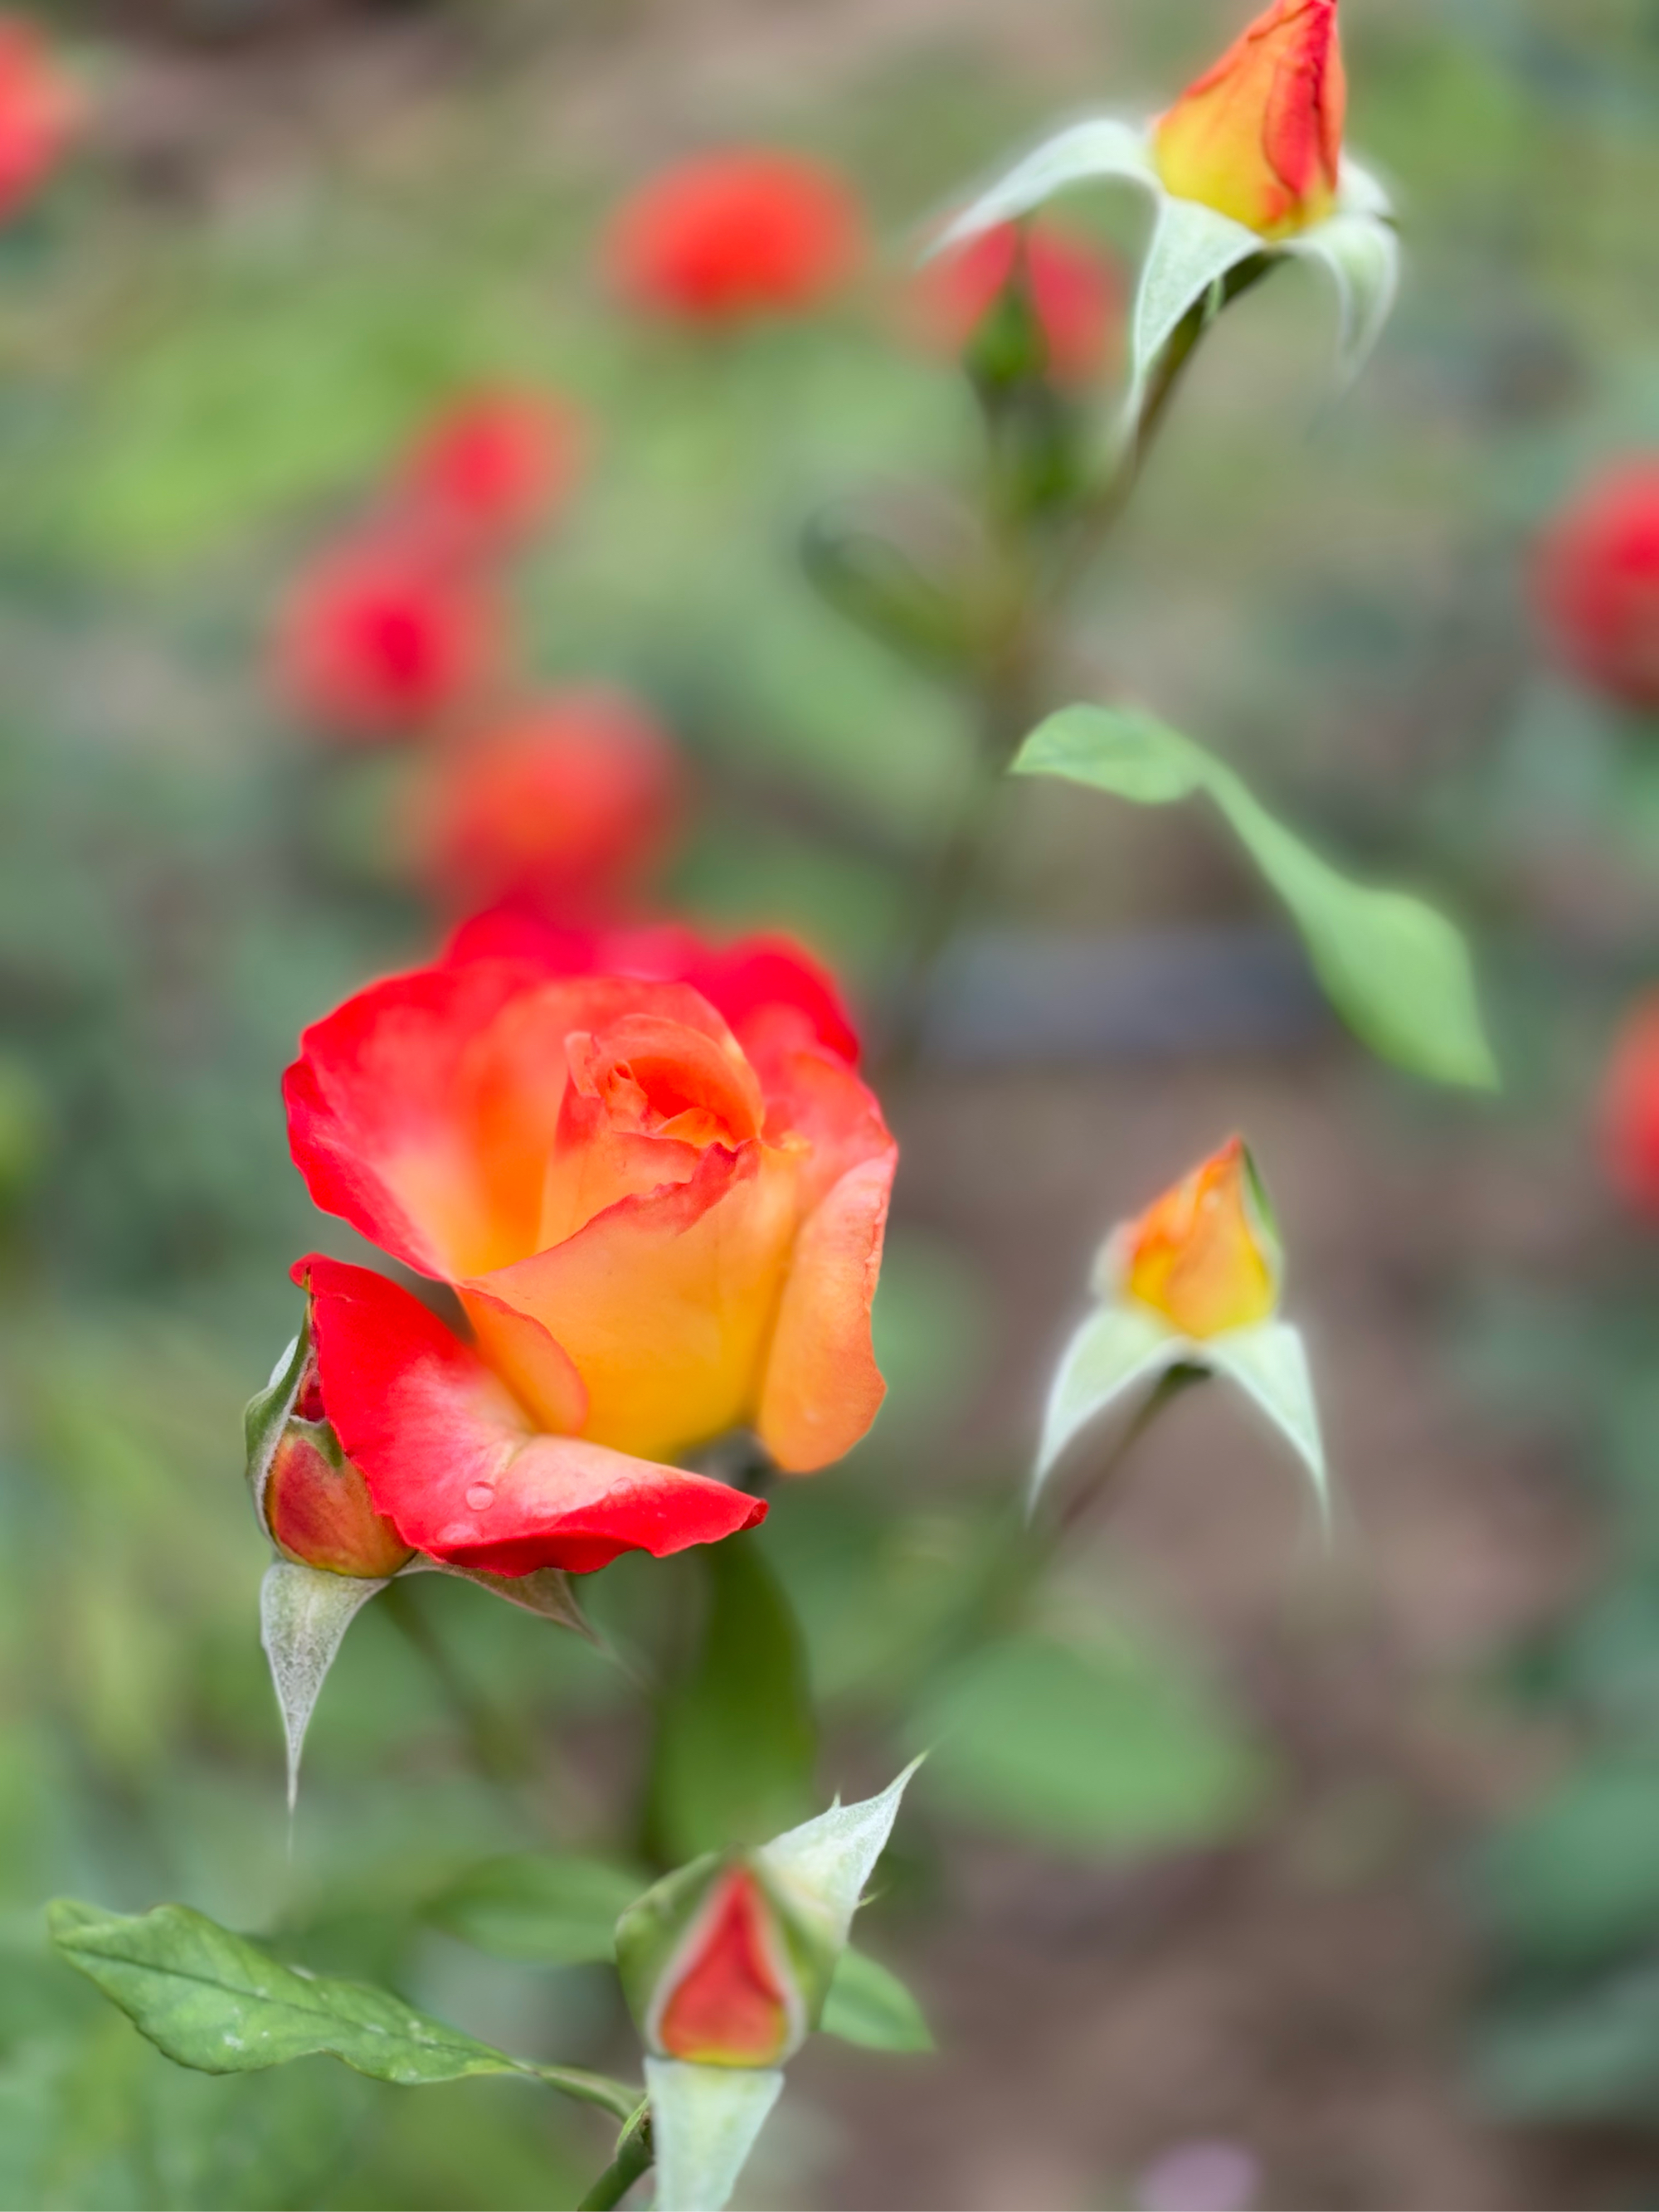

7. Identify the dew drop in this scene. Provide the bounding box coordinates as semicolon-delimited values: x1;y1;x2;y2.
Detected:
465;1481;495;1512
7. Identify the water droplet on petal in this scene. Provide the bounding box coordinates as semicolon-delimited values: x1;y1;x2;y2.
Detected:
465;1481;495;1512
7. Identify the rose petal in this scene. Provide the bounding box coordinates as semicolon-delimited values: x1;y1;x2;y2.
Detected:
297;1254;765;1574
759;1144;896;1473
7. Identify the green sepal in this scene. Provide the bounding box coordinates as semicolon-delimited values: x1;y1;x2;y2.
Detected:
645;2057;784;2212
243;1321;309;1535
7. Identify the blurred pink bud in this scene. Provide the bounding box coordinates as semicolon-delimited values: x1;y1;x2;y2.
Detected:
1600;994;1659;1218
914;221;1123;386
1534;459;1659;712
0;17;78;224
399;389;586;556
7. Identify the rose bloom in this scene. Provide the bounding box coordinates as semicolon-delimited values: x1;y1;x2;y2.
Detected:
606;149;864;323
1600;995;1659;1218
398;389;585;556
0;17;78;223
283;926;895;1574
914;221;1122;387
407;688;684;921
1155;0;1346;241
275;532;501;743
1534;461;1659;713
1106;1136;1282;1339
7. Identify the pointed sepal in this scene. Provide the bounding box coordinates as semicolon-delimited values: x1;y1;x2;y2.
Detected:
645;2056;784;2212
1203;1320;1328;1534
756;1759;924;1966
1033;1303;1188;1505
259;1560;387;1810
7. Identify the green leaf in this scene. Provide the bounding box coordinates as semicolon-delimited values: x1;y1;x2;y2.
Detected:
1012;705;1498;1090
645;2057;783;2212
908;1628;1265;1854
1473;1969;1659;2122
46;1901;638;2117
820;1947;933;2054
1473;1759;1659;1970
426;1853;648;1966
646;1533;818;1864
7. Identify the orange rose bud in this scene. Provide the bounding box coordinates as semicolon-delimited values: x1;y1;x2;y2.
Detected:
1155;0;1346;241
1112;1137;1282;1339
249;1336;413;1579
654;1867;798;2068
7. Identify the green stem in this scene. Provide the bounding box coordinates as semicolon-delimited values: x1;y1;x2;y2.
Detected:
577;2103;654;2210
381;1578;528;1787
526;2067;643;2128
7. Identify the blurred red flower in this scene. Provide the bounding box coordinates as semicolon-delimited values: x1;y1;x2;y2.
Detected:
399;389;585;555
0;17;78;223
407;688;684;919
606;149;864;323
1601;995;1659;1218
915;221;1122;386
1534;460;1659;712
275;533;501;743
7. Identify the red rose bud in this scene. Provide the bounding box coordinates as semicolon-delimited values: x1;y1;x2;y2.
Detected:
399;389;585;555
1600;995;1659;1219
915;221;1122;388
1534;460;1659;713
0;17;78;224
618;1857;821;2070
246;1326;413;1579
1155;0;1346;241
406;688;685;921
275;532;502;744
606;149;864;323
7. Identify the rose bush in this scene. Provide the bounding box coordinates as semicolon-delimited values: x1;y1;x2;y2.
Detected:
282;926;896;1575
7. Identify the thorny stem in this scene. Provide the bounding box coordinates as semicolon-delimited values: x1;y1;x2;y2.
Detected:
577;2103;654;2211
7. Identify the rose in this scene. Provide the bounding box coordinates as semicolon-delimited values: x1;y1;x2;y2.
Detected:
605;149;865;323
406;688;684;922
275;530;503;744
1104;1135;1282;1339
398;388;585;557
1155;0;1346;242
1534;459;1659;713
913;221;1123;389
282;926;896;1575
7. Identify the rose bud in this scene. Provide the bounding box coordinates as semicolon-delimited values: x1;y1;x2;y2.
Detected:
406;688;685;922
1105;1135;1282;1339
398;388;585;557
281;926;893;1578
913;221;1122;389
0;17;78;225
619;1860;810;2070
274;531;502;744
246;1325;413;1580
1533;459;1659;713
1600;994;1659;1218
605;149;864;324
1155;0;1346;241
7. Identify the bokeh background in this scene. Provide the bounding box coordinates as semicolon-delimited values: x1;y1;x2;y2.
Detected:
3;0;1659;2205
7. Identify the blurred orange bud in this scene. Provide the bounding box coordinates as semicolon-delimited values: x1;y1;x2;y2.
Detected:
399;389;586;556
275;532;502;744
914;221;1123;387
0;17;78;224
1155;0;1345;241
1111;1137;1282;1339
606;149;864;323
1534;460;1659;713
256;1344;414;1579
650;1866;801;2068
1600;996;1659;1218
407;688;685;921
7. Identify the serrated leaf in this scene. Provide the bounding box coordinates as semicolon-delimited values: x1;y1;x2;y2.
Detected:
46;1902;640;2118
1034;1304;1185;1500
1013;705;1498;1090
426;1853;648;1966
1203;1323;1328;1534
909;1628;1264;1853
820;1947;933;2054
757;1760;923;1954
645;2057;784;2212
646;1534;817;1864
260;1561;386;1811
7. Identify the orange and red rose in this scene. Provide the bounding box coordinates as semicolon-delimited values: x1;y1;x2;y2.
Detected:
282;926;894;1576
1155;0;1346;241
